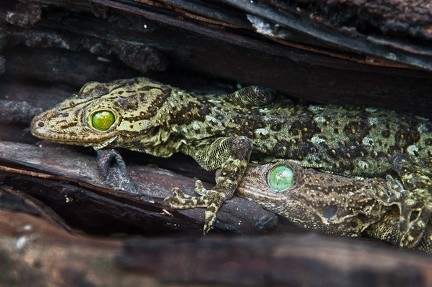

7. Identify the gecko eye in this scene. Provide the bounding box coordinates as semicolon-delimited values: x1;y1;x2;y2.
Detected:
267;165;294;191
91;110;115;131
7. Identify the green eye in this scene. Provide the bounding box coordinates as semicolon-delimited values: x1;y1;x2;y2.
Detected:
267;165;294;191
92;111;115;131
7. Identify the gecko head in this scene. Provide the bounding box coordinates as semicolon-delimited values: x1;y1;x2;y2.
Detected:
31;77;172;149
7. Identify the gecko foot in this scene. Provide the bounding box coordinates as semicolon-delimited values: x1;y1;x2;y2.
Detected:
165;180;225;234
96;149;137;192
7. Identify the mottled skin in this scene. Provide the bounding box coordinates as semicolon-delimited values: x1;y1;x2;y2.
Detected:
236;160;432;253
31;77;432;243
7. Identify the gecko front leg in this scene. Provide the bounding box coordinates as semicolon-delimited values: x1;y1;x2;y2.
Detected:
166;136;253;234
96;149;137;192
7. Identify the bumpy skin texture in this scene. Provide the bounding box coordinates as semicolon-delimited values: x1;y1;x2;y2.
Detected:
31;77;432;239
236;160;432;253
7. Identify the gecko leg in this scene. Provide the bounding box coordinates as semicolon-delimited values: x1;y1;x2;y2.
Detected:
96;149;137;192
166;137;253;234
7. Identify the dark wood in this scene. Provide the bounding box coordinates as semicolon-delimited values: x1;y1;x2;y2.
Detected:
119;235;432;287
0;141;280;235
1;205;432;286
1;0;432;115
264;0;432;41
2;0;432;286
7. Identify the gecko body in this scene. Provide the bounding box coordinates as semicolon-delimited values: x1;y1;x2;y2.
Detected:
236;160;432;253
31;77;432;243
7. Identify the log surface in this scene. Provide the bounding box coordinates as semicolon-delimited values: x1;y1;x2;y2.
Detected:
1;1;432;286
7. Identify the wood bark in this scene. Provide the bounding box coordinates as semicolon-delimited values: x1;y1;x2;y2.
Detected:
1;1;432;286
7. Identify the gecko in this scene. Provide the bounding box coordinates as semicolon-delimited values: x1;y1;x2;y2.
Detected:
30;77;432;245
236;159;432;253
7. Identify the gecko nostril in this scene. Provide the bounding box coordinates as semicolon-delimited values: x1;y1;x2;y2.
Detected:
38;121;45;127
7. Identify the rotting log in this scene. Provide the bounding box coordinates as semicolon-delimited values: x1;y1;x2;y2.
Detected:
1;1;432;286
1;0;432;114
1;206;432;287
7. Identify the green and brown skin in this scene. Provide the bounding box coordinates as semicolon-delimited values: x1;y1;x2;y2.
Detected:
236;160;432;253
31;77;432;245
